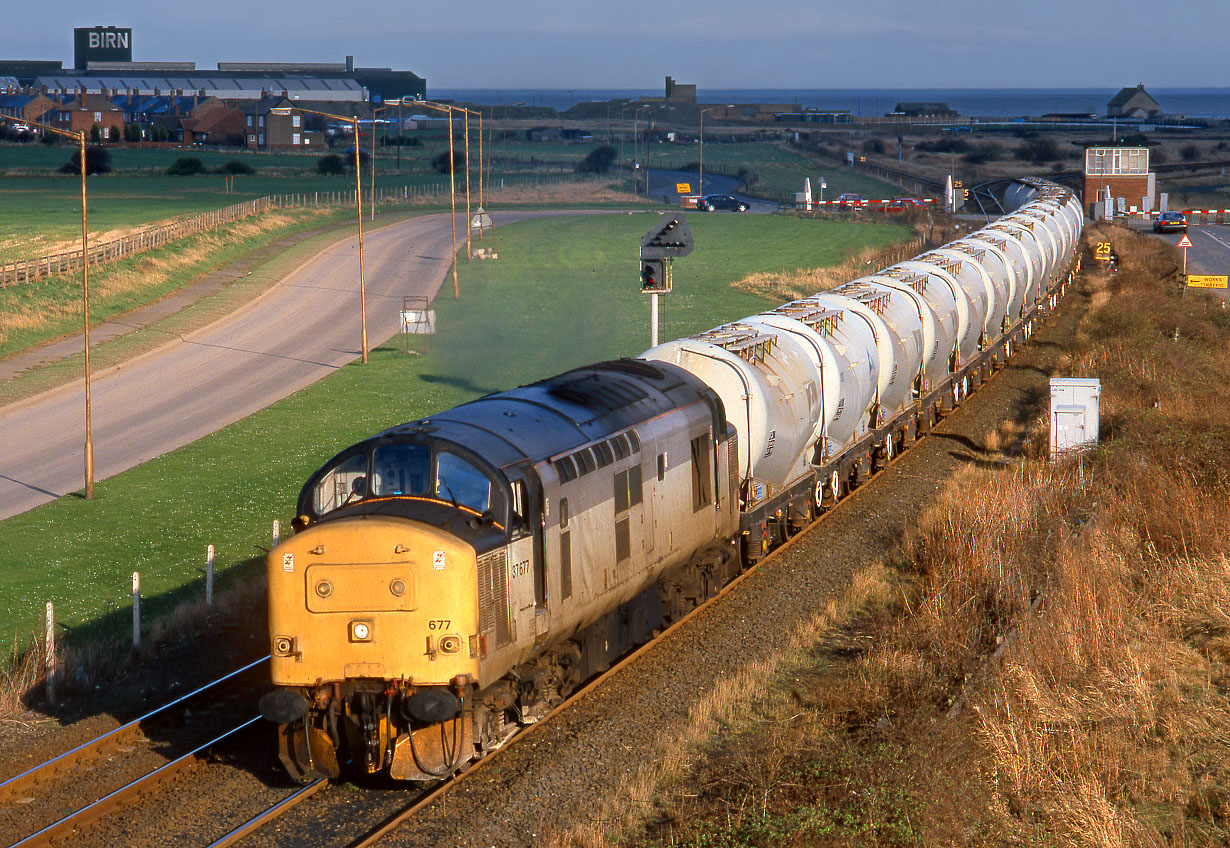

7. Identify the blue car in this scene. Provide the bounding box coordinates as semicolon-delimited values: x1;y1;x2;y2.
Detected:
700;194;748;212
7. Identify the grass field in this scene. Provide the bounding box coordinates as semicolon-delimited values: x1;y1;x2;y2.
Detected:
0;173;460;265
0;212;910;643
0;138;899;263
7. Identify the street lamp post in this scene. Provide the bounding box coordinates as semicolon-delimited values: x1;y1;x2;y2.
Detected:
1;115;95;497
698;105;733;199
416;102;463;298
271;105;369;362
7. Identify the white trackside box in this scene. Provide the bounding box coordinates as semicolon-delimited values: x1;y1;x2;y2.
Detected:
1049;378;1100;459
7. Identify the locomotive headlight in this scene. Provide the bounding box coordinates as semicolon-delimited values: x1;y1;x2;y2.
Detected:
314;580;333;598
389;579;406;597
439;635;462;654
350;620;373;642
273;635;297;656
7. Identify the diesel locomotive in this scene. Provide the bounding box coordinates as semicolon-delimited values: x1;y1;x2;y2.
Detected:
258;178;1084;782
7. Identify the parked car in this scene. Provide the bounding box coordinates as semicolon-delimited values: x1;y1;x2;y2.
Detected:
885;198;924;213
837;192;865;210
1153;211;1187;233
700;194;748;212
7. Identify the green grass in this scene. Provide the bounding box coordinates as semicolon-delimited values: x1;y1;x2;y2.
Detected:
492;139;901;201
0;173;457;264
0;206;354;365
0;212;910;644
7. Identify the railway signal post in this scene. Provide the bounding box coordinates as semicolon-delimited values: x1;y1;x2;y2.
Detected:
639;215;694;347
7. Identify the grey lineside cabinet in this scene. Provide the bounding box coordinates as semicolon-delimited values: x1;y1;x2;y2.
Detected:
1049;378;1100;459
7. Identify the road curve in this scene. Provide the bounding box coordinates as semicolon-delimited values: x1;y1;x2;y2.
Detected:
0;212;475;521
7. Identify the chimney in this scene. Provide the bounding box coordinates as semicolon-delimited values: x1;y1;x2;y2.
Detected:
346;55;353;72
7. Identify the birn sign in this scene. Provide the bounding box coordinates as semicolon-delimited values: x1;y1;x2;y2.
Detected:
74;27;133;69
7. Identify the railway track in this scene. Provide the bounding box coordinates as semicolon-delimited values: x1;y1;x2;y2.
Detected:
0;656;269;848
208;284;1073;846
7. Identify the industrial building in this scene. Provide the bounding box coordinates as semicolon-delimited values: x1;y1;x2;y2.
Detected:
0;25;425;149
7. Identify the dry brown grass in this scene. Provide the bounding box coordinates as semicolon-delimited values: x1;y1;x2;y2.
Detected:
729;217;960;303
0;570;268;718
0;225;147;266
575;225;1230;847
483;180;644;206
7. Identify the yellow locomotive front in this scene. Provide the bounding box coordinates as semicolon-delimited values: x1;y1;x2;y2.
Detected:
259;434;512;781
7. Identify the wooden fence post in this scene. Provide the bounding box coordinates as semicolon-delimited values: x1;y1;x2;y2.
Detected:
45;602;56;705
132;572;141;649
272;519;281;547
206;544;215;607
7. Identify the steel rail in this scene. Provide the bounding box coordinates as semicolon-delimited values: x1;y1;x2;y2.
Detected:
11;716;263;848
191;272;1078;848
346;272;1077;847
0;655;270;805
203;778;328;848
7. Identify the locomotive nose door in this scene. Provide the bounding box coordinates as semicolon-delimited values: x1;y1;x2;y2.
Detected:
507;461;549;642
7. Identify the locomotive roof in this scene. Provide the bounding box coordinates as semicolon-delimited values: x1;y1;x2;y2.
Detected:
380;358;715;472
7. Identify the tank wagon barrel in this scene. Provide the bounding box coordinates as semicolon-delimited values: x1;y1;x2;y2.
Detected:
259;178;1084;783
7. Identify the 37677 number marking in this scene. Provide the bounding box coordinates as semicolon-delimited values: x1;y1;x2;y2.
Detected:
428;620;452;630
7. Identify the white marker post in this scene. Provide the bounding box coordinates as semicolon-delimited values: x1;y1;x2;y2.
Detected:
132;572;141;649
45;602;56;705
206;544;215;607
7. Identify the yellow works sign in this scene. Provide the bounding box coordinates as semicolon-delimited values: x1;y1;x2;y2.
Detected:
1187;275;1229;289
676;182;691;194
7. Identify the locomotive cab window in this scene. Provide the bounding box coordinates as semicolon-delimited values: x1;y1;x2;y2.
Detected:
371;443;429;497
313;453;368;514
436;451;492;513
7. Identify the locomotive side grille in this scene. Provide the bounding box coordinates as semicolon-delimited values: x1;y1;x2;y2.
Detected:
727;432;739;506
477;549;513;647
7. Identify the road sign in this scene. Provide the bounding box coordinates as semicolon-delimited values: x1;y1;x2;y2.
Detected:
1187;275;1228;289
675;182;691;194
1177;234;1193;248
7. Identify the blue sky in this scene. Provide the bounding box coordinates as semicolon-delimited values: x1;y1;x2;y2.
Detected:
2;0;1206;89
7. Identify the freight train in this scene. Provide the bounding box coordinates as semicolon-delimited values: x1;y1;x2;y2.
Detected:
258;178;1084;782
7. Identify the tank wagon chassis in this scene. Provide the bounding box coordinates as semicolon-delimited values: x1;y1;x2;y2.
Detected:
260;179;1085;784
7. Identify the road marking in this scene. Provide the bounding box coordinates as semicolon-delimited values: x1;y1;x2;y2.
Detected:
1197;226;1230;251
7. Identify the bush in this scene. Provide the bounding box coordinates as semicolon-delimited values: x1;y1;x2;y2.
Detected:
123;123;141;143
861;138;886;155
216;160;255;175
963;142;1004;165
1018;137;1060;164
577;144;617;174
431;150;467;174
166;156;208;176
915;138;969;154
148;124;169;143
107;125;119;143
1180;144;1201;162
89;125;102;144
317;154;346;176
59;147;112;175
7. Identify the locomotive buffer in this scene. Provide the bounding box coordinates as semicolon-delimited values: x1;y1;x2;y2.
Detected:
639;215;694;346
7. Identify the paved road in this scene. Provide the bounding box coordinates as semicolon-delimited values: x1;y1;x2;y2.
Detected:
0;212;468;521
643;168;778;214
1132;222;1230;302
